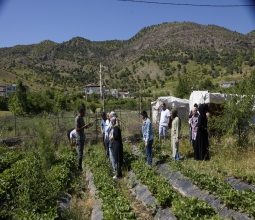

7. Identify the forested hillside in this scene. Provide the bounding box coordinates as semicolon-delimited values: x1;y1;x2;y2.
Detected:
0;21;255;96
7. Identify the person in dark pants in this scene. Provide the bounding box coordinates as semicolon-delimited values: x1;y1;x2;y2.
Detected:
104;112;111;158
141;110;154;166
110;117;123;179
194;104;210;161
75;107;92;171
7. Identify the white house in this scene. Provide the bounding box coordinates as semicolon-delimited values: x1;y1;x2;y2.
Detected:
220;81;237;88
84;83;103;95
84;84;134;99
0;83;30;97
118;91;135;99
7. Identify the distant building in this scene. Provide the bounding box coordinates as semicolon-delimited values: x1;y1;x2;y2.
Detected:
118;91;135;98
84;84;135;99
105;89;119;98
84;83;102;95
220;81;237;88
0;83;30;97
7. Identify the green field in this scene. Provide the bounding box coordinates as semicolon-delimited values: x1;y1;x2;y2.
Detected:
0;111;13;117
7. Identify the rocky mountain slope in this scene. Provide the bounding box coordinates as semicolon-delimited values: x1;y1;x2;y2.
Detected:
0;22;254;92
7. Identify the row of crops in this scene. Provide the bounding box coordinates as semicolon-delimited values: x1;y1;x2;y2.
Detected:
84;141;255;220
1;135;255;219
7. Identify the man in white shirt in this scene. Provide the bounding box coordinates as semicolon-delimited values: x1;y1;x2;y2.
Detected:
159;102;170;143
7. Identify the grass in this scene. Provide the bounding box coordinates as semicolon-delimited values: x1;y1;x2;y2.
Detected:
178;132;255;185
0;111;13;117
136;121;255;185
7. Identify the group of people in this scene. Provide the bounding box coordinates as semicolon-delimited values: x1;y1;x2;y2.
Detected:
157;101;210;161
68;102;209;177
141;102;182;166
67;107;124;178
189;103;210;160
157;102;181;160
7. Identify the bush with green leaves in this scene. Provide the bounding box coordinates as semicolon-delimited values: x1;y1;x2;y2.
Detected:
210;70;255;146
0;147;78;219
0;147;24;173
0;119;79;219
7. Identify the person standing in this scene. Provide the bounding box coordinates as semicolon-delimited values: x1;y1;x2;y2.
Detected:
189;103;198;143
100;112;107;150
110;117;123;179
104;112;111;158
141;110;154;166
170;108;181;160
195;104;209;161
159;103;170;143
105;111;117;172
75;107;92;171
190;107;199;157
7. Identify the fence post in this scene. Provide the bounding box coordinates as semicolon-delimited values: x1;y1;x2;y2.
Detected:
15;115;16;137
96;113;98;142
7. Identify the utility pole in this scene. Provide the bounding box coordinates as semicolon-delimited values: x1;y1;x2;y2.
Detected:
139;88;141;123
103;86;105;112
85;85;87;116
100;63;102;99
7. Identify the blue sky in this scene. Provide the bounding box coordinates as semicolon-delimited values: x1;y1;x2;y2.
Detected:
0;0;254;48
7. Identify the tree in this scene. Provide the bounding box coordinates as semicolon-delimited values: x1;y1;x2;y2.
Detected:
8;80;28;115
175;76;190;98
235;55;243;73
54;94;67;113
26;92;54;115
202;68;207;74
89;102;97;113
198;78;214;91
177;63;181;71
0;97;8;111
213;72;255;147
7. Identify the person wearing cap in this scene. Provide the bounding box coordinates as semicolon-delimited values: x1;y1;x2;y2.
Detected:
109;117;123;179
171;108;181;160
141;110;154;166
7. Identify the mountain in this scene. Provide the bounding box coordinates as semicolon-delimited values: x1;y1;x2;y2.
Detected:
0;22;254;94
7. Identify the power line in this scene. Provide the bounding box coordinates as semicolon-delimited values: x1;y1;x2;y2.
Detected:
118;0;255;7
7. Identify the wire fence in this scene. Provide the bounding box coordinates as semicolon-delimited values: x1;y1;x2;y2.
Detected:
0;108;190;147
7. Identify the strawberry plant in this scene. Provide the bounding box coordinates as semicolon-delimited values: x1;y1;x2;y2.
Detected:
85;147;137;220
167;159;255;218
129;153;222;219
